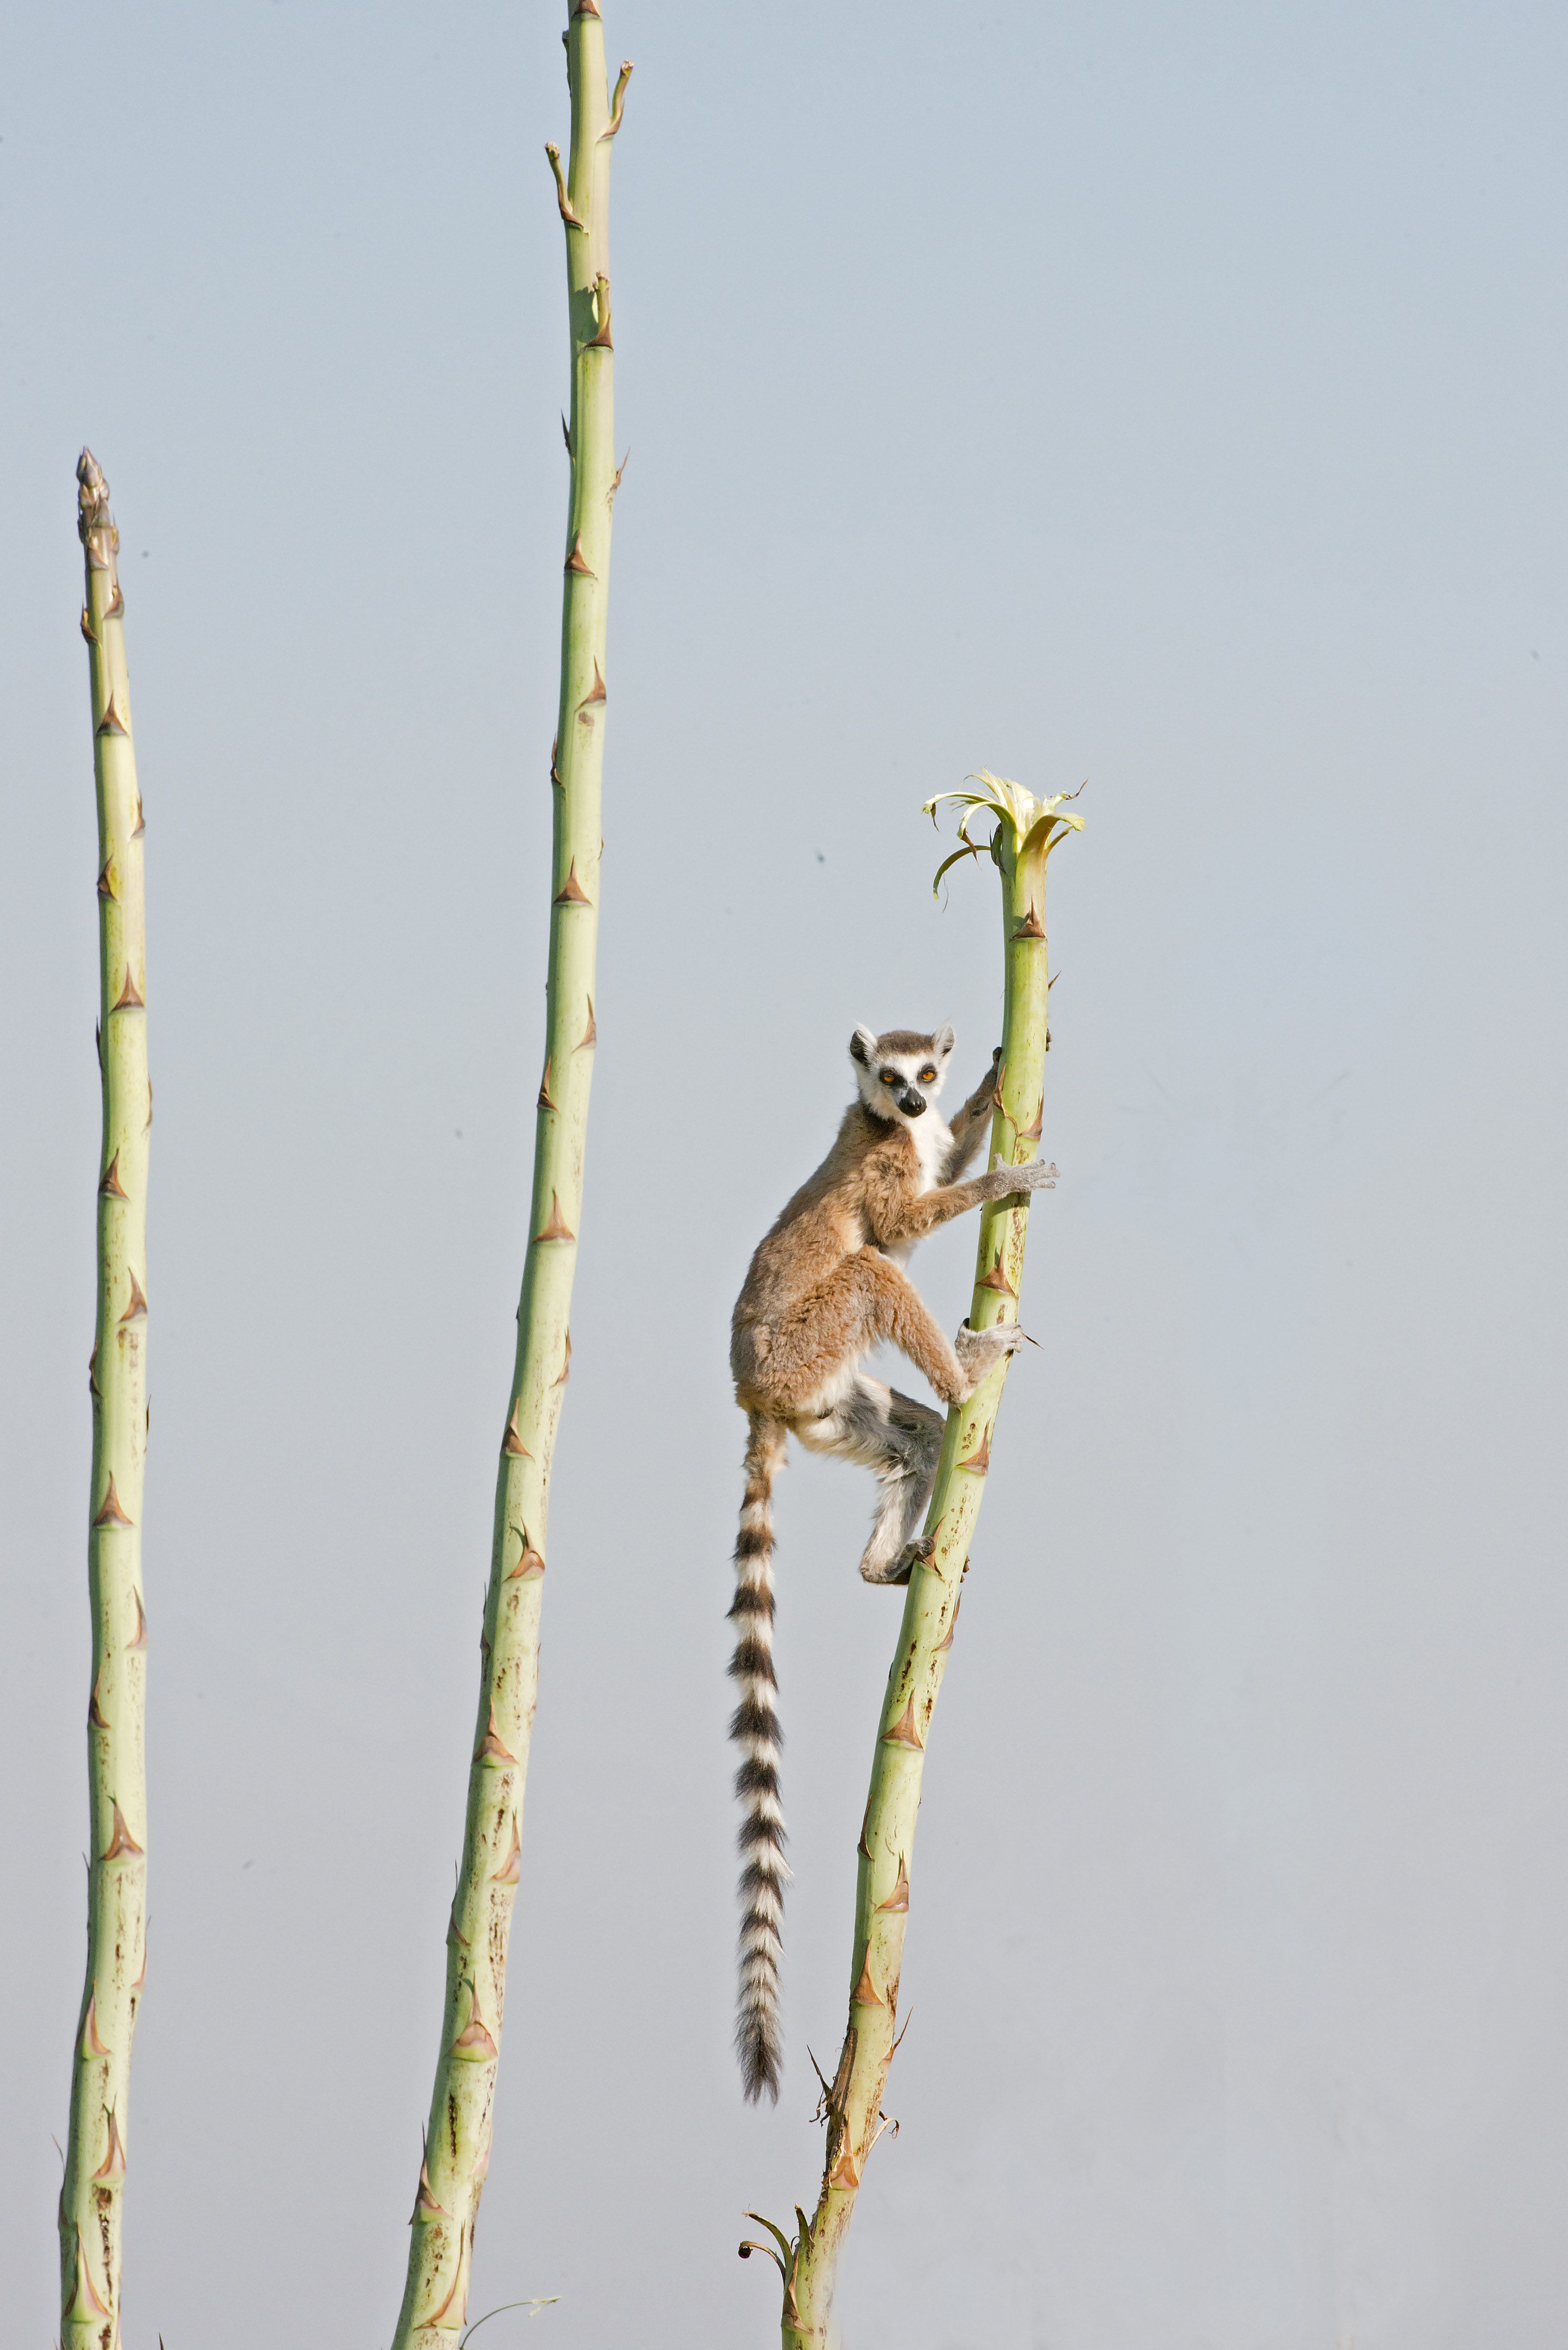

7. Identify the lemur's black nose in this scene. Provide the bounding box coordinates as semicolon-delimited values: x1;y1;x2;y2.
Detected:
898;1090;926;1116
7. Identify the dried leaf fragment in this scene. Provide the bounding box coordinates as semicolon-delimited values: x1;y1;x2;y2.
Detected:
474;1704;517;1765
533;1190;577;1244
93;1475;133;1529
882;1695;924;1750
102;1801;144;1861
876;1858;910;1913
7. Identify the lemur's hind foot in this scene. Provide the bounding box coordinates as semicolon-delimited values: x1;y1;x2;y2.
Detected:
861;1529;928;1586
953;1317;1028;1394
883;1532;936;1586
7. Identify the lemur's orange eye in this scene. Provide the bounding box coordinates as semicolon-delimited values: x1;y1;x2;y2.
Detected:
879;1069;897;1084
920;1068;937;1084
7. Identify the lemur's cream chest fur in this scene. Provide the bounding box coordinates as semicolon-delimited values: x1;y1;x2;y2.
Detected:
722;1020;1058;2105
898;1097;950;1228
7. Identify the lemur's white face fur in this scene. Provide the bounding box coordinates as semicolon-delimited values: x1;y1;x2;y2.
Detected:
849;1024;955;1123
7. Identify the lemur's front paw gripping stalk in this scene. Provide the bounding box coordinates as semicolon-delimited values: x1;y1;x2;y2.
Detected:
60;450;152;2350
745;775;1081;2349
388;16;630;2347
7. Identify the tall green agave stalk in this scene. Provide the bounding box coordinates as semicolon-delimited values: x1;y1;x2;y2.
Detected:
61;450;152;2350
389;13;630;2345
743;775;1083;2347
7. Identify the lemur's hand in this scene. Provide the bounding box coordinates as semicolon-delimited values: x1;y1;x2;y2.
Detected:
998;1158;1058;1196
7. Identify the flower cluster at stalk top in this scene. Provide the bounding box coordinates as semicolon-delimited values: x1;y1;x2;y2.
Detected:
921;770;1085;896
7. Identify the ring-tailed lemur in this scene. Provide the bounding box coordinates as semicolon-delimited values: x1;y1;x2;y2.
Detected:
726;1022;1057;2101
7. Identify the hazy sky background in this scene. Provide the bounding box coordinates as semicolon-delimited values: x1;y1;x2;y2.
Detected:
4;3;1566;2345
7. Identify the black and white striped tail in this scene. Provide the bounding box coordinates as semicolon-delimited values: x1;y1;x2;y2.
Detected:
729;1414;790;2102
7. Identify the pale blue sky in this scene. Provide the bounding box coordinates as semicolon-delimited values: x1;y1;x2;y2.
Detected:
3;3;1566;2345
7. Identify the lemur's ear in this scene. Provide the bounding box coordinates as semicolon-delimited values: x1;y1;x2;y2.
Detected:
933;1023;956;1057
849;1026;878;1067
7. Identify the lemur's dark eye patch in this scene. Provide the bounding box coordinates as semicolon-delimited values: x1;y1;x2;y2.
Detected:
919;1067;937;1084
879;1070;897;1084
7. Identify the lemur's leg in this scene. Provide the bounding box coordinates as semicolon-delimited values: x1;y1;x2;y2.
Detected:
761;1248;966;1410
794;1375;944;1585
860;1383;944;1583
837;1247;971;1408
879;1335;1034;1588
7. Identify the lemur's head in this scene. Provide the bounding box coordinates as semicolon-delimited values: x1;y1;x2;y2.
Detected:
849;1024;955;1122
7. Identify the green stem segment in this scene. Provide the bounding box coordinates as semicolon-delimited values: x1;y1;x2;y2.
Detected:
61;450;151;2350
777;782;1080;2347
390;16;629;2346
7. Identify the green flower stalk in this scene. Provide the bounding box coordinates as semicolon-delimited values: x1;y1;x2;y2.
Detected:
389;15;630;2346
749;774;1082;2348
60;449;152;2350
